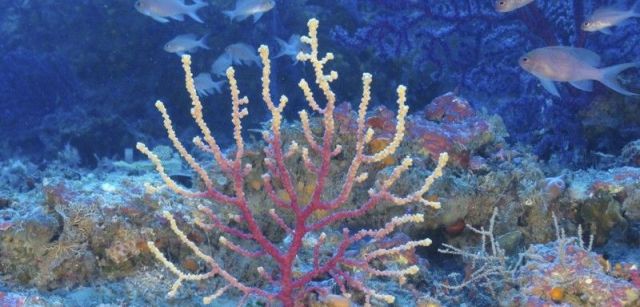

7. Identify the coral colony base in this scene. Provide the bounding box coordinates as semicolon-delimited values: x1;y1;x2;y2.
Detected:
136;19;448;306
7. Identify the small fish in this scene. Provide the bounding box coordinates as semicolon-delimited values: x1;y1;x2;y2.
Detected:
163;34;209;55
225;42;260;66
519;46;639;96
582;1;640;34
211;53;233;76
223;0;275;23
135;0;207;23
274;35;309;63
194;73;226;96
494;0;535;13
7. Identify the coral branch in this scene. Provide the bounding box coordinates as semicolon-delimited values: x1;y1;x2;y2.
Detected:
139;18;448;306
195;205;253;240
182;55;231;173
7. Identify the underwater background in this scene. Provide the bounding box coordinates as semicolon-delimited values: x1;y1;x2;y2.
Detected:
1;0;640;306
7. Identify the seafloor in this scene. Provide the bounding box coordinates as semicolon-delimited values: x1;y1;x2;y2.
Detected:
2;90;640;306
2;1;640;306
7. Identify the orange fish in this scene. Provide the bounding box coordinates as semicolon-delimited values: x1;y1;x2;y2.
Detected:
519;46;639;96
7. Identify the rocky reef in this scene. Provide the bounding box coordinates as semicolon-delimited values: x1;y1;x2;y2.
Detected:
1;91;639;305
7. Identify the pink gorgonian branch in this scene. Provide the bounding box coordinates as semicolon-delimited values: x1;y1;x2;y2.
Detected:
136;18;448;307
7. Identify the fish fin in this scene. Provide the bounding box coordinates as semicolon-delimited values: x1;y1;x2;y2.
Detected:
197;89;211;97
186;1;207;23
539;78;561;97
180;33;197;40
598;62;640;95
170;14;184;21
569;80;594;92
199;34;210;50
273;37;288;58
222;10;236;21
547;46;601;67
212;80;226;94
187;12;204;23
275;37;288;48
253;12;264;23
186;47;200;54
599;28;613;35
151;15;170;23
229;56;240;65
224;10;249;22
616;19;632;27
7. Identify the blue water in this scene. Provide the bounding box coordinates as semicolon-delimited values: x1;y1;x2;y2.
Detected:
1;1;639;306
1;0;637;167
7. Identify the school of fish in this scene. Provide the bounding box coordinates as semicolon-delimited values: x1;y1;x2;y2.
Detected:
136;0;639;98
134;0;276;96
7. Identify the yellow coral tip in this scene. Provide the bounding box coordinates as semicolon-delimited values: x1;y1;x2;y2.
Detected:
382;295;395;303
407;265;420;275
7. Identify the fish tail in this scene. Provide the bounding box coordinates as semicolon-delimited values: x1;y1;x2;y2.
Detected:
222;10;236;21
273;37;287;58
223;10;249;22
598;62;640;96
275;37;287;48
187;0;207;23
199;34;210;50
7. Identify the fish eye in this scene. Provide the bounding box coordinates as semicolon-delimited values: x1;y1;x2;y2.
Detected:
498;1;505;5
521;57;528;62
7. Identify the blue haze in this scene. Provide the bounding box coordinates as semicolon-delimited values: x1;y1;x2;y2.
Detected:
0;0;639;168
